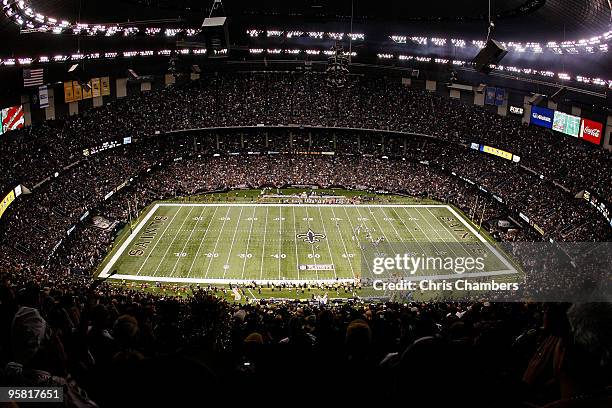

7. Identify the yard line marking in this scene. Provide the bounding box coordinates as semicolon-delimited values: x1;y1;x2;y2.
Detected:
387;207;431;277
169;206;207;277
241;207;257;280
278;206;283;280
380;207;431;278
317;207;338;279
413;207;465;261
357;205;393;246
135;206;183;276
328;207;352;279
341;206;371;278
292;206;300;280
186;206;219;278
259;206;269;281
401;207;453;265
151;207;195;277
204;207;232;278
304;206;319;280
222;206;244;279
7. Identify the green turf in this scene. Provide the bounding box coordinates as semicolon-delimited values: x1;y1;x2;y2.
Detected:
98;190;516;288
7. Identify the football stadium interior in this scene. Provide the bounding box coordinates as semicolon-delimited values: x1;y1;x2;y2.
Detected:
0;1;611;406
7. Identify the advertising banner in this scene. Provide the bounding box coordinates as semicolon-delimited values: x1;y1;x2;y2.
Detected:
530;106;554;128
509;105;523;115
480;145;514;161
579;118;603;145
0;105;24;135
0;190;15;219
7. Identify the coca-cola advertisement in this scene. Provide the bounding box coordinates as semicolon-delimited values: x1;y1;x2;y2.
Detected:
579;118;603;145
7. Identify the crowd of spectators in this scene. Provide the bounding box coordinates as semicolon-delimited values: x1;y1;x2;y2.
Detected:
0;72;610;407
0;72;610;201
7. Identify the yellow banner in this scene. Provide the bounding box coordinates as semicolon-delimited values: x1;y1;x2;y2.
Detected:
533;223;545;235
91;77;101;98
82;80;93;99
64;82;74;103
72;81;83;101
482;145;513;161
100;77;110;96
0;190;15;219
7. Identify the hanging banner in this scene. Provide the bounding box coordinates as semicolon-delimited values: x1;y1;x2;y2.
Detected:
494;88;505;106
485;87;496;105
100;77;111;96
72;81;83;101
64;81;75;103
91;77;101;97
82;80;93;99
38;85;49;108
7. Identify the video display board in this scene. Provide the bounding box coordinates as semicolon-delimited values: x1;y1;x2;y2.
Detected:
552;111;581;137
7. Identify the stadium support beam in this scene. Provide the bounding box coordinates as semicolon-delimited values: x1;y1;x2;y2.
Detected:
92;96;103;108
449;89;460;99
164;74;176;87
522;96;532;124
116;78;127;98
20;95;31;127
497;93;508;116
68;101;78;116
604;115;612;152
425;80;436;92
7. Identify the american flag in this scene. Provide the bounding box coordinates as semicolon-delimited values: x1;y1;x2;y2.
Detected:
1;105;24;135
23;68;44;87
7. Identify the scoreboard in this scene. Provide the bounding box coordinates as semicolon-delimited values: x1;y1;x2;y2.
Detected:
552;111;581;137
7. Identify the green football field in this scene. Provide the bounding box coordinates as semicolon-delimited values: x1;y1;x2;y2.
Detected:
98;200;517;285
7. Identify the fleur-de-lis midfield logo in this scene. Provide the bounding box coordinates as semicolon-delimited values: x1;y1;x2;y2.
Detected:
296;228;326;244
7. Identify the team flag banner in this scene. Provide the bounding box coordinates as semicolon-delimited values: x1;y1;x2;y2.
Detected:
0;105;24;135
579;118;603;145
72;81;83;101
38;86;49;108
65;77;109;102
485;87;496;105
101;77;111;96
485;87;506;106
64;81;75;103
82;81;93;99
91;78;101;97
23;68;44;87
